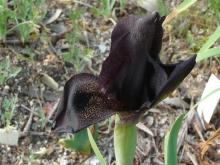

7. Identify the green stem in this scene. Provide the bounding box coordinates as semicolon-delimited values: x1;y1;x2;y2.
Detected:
114;114;137;165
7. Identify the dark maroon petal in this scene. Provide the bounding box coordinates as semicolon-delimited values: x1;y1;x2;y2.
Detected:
149;14;166;61
99;13;162;90
53;73;125;133
98;13;165;110
52;72;77;132
109;53;153;110
145;55;168;103
98;32;130;91
147;55;197;108
111;15;138;43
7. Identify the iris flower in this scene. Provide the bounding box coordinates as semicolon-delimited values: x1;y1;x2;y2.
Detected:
53;12;196;133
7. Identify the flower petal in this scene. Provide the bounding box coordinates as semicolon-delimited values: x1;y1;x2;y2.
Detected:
53;73;125;133
99;13;165;110
147;55;197;108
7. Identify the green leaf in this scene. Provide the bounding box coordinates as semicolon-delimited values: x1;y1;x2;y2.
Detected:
0;74;6;85
110;0;116;10
119;0;126;10
3;56;11;71
0;0;8;40
176;0;197;14
164;113;186;165
2;96;17;127
10;66;21;78
2;98;12;110
197;47;220;62
37;107;46;129
87;128;106;165
198;26;220;53
0;56;22;85
62;128;92;154
156;0;169;16
196;26;220;62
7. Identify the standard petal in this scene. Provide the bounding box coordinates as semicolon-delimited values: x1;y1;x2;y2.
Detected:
111;53;153;110
99;13;165;110
149;14;165;61
98;32;130;92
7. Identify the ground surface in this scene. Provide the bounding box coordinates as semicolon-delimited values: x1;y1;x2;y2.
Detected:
0;0;220;165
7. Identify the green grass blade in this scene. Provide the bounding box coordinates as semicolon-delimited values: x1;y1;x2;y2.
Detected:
196;47;220;62
164;0;197;24
164;113;186;165
110;0;116;10
156;0;169;16
198;26;220;53
87;128;107;165
0;0;8;40
176;0;197;14
119;0;126;10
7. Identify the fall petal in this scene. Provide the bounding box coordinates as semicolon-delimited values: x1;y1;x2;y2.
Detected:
53;73;123;133
148;55;196;108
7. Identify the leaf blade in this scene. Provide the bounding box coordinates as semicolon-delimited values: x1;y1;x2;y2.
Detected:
164;113;186;165
198;26;220;53
176;0;197;14
196;47;220;62
87;128;106;165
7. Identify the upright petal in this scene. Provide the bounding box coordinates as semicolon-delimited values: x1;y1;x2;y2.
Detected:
99;13;164;110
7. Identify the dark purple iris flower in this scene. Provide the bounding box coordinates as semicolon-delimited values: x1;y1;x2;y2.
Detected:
53;12;196;133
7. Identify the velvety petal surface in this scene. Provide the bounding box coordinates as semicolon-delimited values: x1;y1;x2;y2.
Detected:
145;55;196;108
99;12;165;110
53;73;125;133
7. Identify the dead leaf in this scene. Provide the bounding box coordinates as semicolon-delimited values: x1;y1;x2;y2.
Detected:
39;73;59;91
44;9;62;25
136;122;154;136
200;128;220;160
